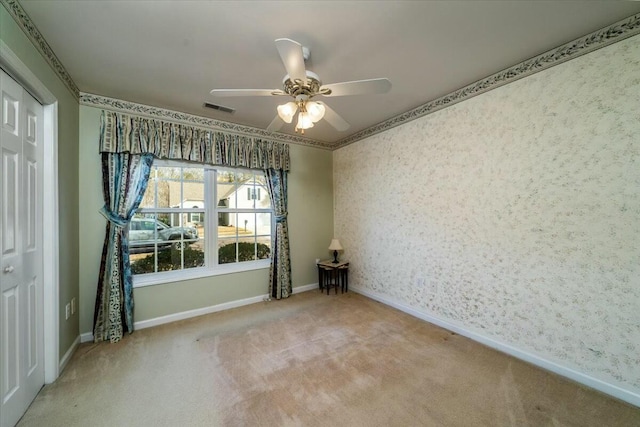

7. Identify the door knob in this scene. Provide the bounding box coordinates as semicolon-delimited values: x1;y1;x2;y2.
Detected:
3;265;14;273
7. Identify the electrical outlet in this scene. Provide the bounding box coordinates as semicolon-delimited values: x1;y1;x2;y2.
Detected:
71;297;76;315
65;303;71;320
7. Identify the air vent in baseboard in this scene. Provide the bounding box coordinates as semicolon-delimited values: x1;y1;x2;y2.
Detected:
203;102;235;114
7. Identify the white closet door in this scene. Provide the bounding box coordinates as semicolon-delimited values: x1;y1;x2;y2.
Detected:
0;69;44;427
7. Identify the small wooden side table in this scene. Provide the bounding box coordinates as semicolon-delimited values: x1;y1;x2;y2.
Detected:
317;260;349;294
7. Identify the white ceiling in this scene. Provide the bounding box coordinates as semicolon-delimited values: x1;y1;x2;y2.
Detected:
18;1;640;144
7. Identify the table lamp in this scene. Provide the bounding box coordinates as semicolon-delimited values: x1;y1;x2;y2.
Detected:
328;239;343;263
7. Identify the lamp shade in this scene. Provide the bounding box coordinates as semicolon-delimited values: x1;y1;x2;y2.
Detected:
277;101;298;123
328;239;343;251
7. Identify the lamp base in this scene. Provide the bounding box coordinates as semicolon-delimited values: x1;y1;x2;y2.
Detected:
332;250;339;264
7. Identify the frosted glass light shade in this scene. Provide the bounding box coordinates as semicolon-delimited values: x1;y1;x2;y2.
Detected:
306;101;326;123
296;111;314;129
277;102;298;123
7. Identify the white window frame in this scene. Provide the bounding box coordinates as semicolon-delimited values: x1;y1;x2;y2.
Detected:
132;160;273;288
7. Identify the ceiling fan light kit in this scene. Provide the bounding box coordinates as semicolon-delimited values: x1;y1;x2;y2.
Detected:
277;97;326;134
210;38;391;135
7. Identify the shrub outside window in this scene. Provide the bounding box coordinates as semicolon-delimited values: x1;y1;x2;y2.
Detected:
129;161;272;286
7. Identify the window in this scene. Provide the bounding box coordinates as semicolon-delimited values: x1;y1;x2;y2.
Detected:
129;161;272;285
247;187;261;201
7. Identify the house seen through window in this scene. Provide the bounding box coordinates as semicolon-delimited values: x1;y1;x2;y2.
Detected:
129;161;272;278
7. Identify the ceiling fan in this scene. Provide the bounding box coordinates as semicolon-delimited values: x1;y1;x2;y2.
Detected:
210;38;392;135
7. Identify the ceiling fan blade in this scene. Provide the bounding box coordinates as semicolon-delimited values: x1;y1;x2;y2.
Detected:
318;102;350;131
321;78;392;97
210;89;282;97
266;115;285;132
275;38;307;83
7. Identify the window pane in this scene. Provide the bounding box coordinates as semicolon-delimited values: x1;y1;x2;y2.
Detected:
218;213;252;239
169;244;205;271
131;251;159;274
154;167;181;209
132;246;205;274
218;209;231;227
255;174;271;209
129;214;162;255
129;213;204;274
236;240;257;262
175;220;205;270
218;238;236;264
217;171;237;209
191;220;205;254
230;239;263;263
139;167;158;209
183;167;204;182
162;249;187;273
218;213;237;239
257;236;271;260
182;168;205;224
237;212;255;236
256;213;271;236
235;171;253;183
233;237;271;263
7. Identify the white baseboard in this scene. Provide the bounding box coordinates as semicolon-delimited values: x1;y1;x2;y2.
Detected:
58;335;80;374
80;332;94;343
292;283;319;293
134;294;266;330
350;285;640;408
80;283;319;343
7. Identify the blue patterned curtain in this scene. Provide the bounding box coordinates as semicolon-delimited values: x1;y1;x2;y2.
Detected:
265;168;292;299
94;152;154;343
95;110;292;340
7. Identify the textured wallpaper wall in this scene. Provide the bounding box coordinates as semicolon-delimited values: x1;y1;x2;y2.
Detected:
334;34;640;393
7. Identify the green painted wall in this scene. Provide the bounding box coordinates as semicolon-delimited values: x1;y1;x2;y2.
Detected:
4;1;333;345
1;6;80;359
78;106;333;333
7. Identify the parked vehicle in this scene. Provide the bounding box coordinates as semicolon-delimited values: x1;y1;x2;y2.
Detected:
128;218;198;254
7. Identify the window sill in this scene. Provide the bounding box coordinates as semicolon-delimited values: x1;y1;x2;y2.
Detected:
132;259;271;288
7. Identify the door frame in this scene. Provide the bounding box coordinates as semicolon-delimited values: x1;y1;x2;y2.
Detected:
0;40;60;383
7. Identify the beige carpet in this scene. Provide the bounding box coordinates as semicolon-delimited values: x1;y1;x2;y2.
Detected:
18;291;640;426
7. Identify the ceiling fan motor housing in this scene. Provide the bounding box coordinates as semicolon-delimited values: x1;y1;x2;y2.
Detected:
282;71;331;98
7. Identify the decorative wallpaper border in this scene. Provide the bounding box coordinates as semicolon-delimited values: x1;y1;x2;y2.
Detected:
335;13;640;149
1;0;79;99
4;0;639;150
79;93;334;150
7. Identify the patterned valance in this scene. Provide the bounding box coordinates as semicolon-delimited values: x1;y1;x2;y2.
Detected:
99;110;290;171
